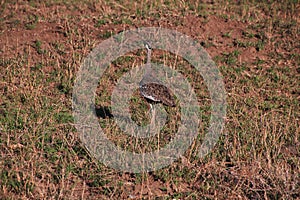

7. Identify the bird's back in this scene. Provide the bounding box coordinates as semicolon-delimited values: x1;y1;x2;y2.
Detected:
140;83;175;107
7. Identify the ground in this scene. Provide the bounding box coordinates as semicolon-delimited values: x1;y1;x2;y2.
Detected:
0;0;299;199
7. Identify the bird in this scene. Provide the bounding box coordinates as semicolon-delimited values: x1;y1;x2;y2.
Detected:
139;43;176;107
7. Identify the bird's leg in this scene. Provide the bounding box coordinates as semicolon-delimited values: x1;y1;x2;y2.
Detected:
145;102;153;121
148;103;154;121
149;103;153;113
149;103;156;126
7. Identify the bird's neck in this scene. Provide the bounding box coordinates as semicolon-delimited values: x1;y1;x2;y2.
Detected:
147;50;151;64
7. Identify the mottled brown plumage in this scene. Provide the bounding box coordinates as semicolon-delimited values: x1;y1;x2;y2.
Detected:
140;83;175;107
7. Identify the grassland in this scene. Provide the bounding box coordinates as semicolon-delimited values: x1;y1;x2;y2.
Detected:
0;0;299;199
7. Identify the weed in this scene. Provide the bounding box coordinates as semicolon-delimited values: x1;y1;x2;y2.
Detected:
222;31;232;38
95;19;108;27
222;50;240;65
34;40;46;54
98;31;113;39
25;14;38;30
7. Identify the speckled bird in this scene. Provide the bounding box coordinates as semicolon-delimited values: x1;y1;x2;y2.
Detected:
139;43;175;107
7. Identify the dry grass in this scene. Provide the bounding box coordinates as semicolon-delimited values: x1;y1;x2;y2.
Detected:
0;0;299;199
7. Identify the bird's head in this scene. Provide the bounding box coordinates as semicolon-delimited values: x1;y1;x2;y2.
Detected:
145;42;152;51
